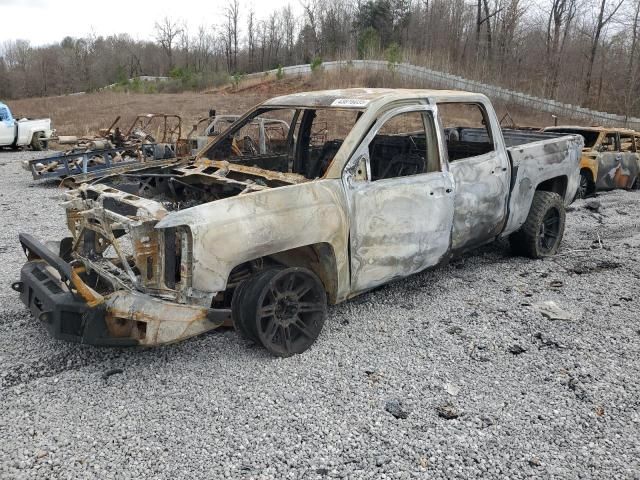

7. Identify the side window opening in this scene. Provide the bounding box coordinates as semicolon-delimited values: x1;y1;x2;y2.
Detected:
620;134;635;152
601;133;617;152
437;102;495;161
368;111;440;182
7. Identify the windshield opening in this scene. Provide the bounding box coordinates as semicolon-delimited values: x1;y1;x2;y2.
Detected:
200;107;364;180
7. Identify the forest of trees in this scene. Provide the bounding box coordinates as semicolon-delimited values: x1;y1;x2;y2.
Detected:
1;0;639;117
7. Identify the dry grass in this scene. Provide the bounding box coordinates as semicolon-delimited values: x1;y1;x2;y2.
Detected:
7;70;580;138
10;91;270;138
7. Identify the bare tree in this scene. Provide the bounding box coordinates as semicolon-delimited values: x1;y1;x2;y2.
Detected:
583;0;625;104
155;17;183;71
300;0;319;58
247;8;256;71
282;6;297;63
545;0;577;98
224;0;241;72
622;0;640;121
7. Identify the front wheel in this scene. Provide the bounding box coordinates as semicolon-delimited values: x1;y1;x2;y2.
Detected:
241;267;327;357
510;191;566;258
575;171;593;199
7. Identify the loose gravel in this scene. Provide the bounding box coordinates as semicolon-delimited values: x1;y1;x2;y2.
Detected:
1;149;639;479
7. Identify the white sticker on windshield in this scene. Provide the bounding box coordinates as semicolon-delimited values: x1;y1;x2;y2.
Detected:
331;98;370;108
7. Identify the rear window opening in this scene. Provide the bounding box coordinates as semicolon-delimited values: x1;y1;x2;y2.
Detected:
438;102;495;161
544;128;600;149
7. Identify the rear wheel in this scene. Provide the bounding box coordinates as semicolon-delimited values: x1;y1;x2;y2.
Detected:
246;267;327;357
30;132;45;151
510;191;565;258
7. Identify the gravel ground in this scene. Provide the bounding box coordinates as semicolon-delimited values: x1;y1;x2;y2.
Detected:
0;149;639;479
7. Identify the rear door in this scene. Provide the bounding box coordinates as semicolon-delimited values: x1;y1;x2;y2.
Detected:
437;102;510;252
595;132;622;190
344;105;455;293
619;132;640;188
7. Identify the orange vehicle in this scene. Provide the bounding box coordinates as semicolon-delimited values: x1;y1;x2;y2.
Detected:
543;126;640;198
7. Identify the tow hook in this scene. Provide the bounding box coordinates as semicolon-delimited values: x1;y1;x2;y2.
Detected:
11;281;23;293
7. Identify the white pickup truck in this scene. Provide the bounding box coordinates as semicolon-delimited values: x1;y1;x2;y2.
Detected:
0;101;53;151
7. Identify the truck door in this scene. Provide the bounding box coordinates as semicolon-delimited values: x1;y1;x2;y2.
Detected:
595;132;622;190
618;133;640;188
437;102;510;252
344;105;455;294
0;105;15;145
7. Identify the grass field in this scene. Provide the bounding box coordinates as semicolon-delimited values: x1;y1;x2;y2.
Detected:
7;70;574;138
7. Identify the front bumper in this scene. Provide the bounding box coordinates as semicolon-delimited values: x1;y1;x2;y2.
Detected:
14;234;231;347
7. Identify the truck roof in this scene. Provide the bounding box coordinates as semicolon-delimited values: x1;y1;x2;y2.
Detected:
261;88;481;108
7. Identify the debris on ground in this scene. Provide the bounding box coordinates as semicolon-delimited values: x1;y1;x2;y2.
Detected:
584;200;602;212
534;301;574;321
101;368;124;380
533;332;566;349
444;383;461;396
436;403;460;420
508;344;527;355
385;399;409;419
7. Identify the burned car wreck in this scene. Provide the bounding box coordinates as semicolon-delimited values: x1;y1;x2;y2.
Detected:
13;89;583;356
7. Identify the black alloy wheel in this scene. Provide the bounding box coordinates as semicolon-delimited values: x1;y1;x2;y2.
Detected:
251;267;327;357
538;207;561;255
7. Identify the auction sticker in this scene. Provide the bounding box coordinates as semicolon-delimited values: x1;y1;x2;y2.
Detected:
331;98;370;108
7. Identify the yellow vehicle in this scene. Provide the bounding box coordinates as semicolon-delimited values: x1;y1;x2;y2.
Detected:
543;126;640;198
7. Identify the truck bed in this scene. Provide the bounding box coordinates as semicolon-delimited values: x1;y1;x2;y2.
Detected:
503;134;583;236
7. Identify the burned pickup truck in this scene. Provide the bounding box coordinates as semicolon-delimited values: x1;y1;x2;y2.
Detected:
13;89;583;356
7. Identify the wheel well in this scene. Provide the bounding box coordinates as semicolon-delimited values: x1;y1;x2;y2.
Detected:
536;176;568;199
580;167;595;183
226;243;339;304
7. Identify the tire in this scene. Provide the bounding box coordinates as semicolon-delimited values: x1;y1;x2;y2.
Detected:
231;279;255;342
510;191;566;259
245;267;327;357
30;132;45;151
231;269;279;343
575;170;594;200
